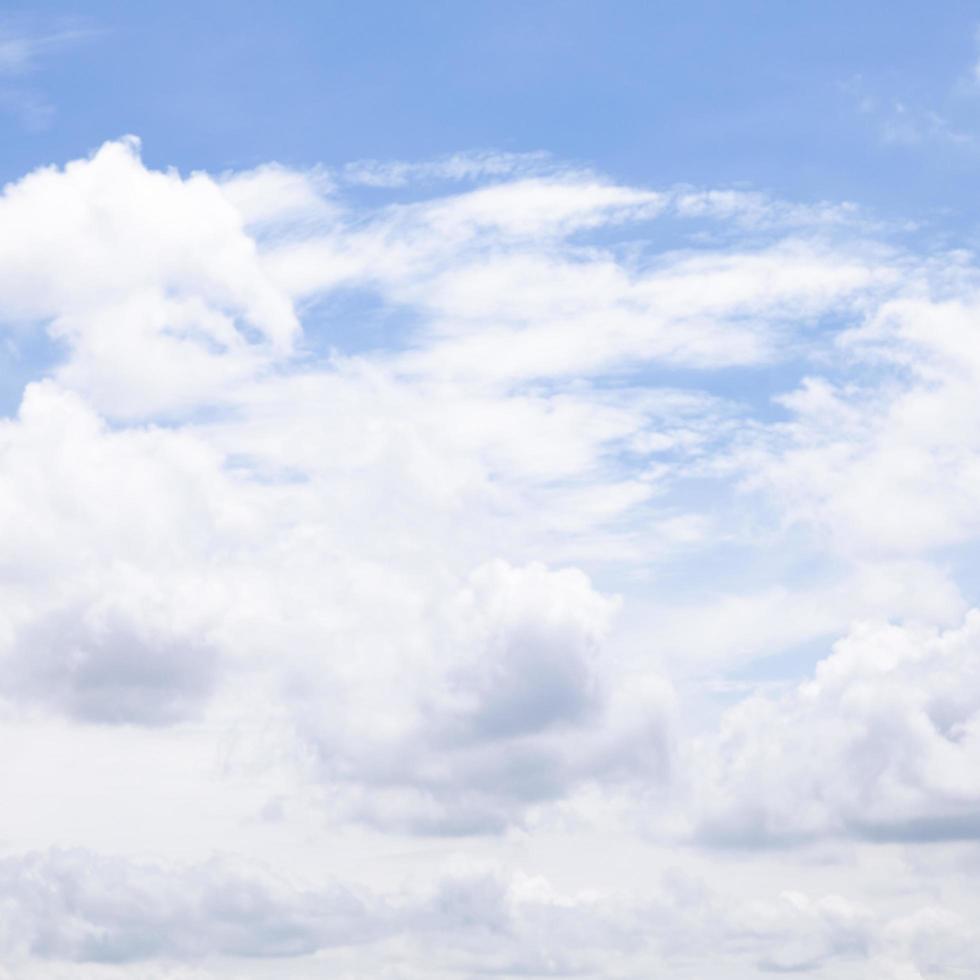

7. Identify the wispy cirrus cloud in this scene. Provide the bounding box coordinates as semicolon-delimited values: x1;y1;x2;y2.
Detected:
0;18;100;129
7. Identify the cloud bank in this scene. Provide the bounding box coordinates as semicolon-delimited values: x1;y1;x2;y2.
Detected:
3;139;980;977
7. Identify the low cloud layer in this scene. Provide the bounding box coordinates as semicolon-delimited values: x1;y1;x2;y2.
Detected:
0;848;977;979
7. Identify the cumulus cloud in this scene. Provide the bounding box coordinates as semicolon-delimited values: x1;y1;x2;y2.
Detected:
694;611;980;846
290;559;673;834
0;139;298;416
8;596;217;726
741;279;980;558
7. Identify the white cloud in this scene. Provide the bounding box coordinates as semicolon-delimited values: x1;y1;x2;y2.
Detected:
0;139;298;416
288;559;673;835
340;150;556;188
0;19;100;131
1;848;978;979
741;283;980;558
0;22;98;76
694;611;980;846
0;849;371;964
257;171;892;385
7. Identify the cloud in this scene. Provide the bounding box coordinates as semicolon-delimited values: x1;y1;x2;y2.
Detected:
8;596;217;726
0;139;298;417
0;21;99;76
740;280;980;558
879;103;970;147
694;611;980;846
0;850;372;964
2;848;978;979
340;150;556;188
255;168;891;385
843;73;974;151
290;559;674;834
0;19;100;130
0;381;241;726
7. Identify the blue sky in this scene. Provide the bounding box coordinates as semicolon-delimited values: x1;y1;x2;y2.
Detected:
5;0;980;221
6;5;980;978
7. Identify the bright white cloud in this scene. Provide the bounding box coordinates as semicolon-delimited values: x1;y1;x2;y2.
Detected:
0;139;298;416
694;611;980;845
743;282;980;557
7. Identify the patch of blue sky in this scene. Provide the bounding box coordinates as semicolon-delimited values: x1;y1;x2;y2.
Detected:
608;358;814;424
4;0;980;222
0;325;64;418
922;542;980;612
295;287;428;359
727;634;845;686
578;476;838;608
568;207;822;256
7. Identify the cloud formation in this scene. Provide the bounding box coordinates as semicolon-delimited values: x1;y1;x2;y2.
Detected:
695;611;980;846
1;848;977;979
4;139;980;976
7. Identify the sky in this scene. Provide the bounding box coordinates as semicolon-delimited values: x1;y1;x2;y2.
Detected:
3;3;980;978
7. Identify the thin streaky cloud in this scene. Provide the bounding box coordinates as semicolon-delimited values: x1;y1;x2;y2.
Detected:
0;21;102;75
